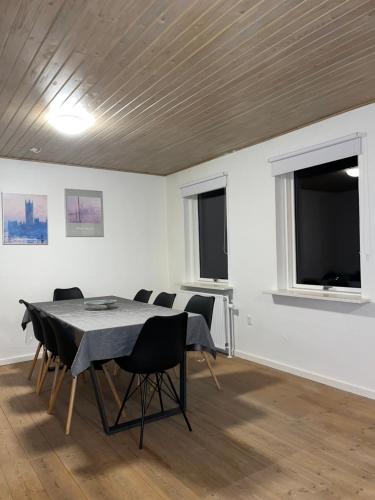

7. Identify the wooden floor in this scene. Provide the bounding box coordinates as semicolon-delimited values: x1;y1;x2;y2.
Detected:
0;355;374;500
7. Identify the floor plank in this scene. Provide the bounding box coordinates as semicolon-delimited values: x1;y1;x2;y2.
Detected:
0;355;374;499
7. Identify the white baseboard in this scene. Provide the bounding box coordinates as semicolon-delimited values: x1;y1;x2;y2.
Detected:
235;350;375;400
0;353;36;367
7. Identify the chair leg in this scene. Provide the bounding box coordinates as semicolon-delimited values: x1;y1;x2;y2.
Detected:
156;373;164;412
49;357;60;409
28;342;42;380
37;352;52;395
36;347;46;391
113;363;120;377
165;372;192;432
48;365;67;414
115;373;136;425
65;377;77;435
102;364;122;409
202;352;221;391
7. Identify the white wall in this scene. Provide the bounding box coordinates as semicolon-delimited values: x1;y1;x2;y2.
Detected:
166;103;375;399
0;158;169;364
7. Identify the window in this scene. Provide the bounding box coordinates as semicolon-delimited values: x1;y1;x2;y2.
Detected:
269;133;368;296
294;156;360;289
180;174;229;282
198;188;228;280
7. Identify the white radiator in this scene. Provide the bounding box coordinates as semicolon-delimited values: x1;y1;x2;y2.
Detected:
174;291;232;355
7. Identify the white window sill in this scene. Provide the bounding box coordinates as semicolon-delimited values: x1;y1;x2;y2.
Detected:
180;281;233;291
263;288;370;304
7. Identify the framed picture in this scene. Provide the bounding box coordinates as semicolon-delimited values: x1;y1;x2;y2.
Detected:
2;193;48;245
65;189;104;237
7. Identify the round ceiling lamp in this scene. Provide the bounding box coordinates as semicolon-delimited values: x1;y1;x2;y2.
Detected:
47;105;95;135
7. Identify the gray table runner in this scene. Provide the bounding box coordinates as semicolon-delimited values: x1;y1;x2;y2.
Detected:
24;296;216;376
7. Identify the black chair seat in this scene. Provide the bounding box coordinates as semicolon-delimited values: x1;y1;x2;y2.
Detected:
115;354;177;375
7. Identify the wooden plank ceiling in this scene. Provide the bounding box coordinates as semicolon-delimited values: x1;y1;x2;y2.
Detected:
0;0;374;176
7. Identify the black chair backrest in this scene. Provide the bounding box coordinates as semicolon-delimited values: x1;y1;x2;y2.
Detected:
126;313;188;373
39;313;58;356
53;287;84;301
184;295;215;330
19;299;44;343
153;292;176;309
46;316;78;368
133;289;153;303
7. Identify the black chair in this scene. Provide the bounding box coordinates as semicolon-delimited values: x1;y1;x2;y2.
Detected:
133;289;153;303
153;292;176;309
19;299;45;385
184;295;221;391
114;287;154;378
53;287;84;301
35;312;61;398
46;316;121;435
115;313;191;449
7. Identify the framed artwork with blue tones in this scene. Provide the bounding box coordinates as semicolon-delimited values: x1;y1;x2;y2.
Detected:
65;189;104;237
2;193;48;245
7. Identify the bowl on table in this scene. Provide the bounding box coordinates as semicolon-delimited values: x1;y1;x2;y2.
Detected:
84;299;118;311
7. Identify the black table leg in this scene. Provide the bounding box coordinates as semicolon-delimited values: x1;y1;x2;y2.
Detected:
89;364;111;434
180;351;187;411
89;355;188;435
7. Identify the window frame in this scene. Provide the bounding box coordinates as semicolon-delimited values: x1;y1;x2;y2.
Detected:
275;149;369;296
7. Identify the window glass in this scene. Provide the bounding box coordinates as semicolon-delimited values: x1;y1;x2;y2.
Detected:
198;188;228;280
294;156;360;288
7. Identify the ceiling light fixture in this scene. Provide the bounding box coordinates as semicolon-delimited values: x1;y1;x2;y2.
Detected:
47;105;95;135
345;167;359;178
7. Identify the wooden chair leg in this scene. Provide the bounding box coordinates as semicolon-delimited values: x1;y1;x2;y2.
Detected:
36;348;46;391
65;377;77;435
28;342;42;380
49;357;60;409
102;365;122;409
48;365;67;414
113;363;120;377
202;352;221;391
37;352;52;395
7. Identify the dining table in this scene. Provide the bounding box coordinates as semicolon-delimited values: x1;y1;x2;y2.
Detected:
21;295;216;435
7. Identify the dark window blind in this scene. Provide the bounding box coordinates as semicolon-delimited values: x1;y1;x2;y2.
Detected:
198;188;228;280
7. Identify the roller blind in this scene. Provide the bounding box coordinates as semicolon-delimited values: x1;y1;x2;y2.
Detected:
180;173;227;198
268;133;365;177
